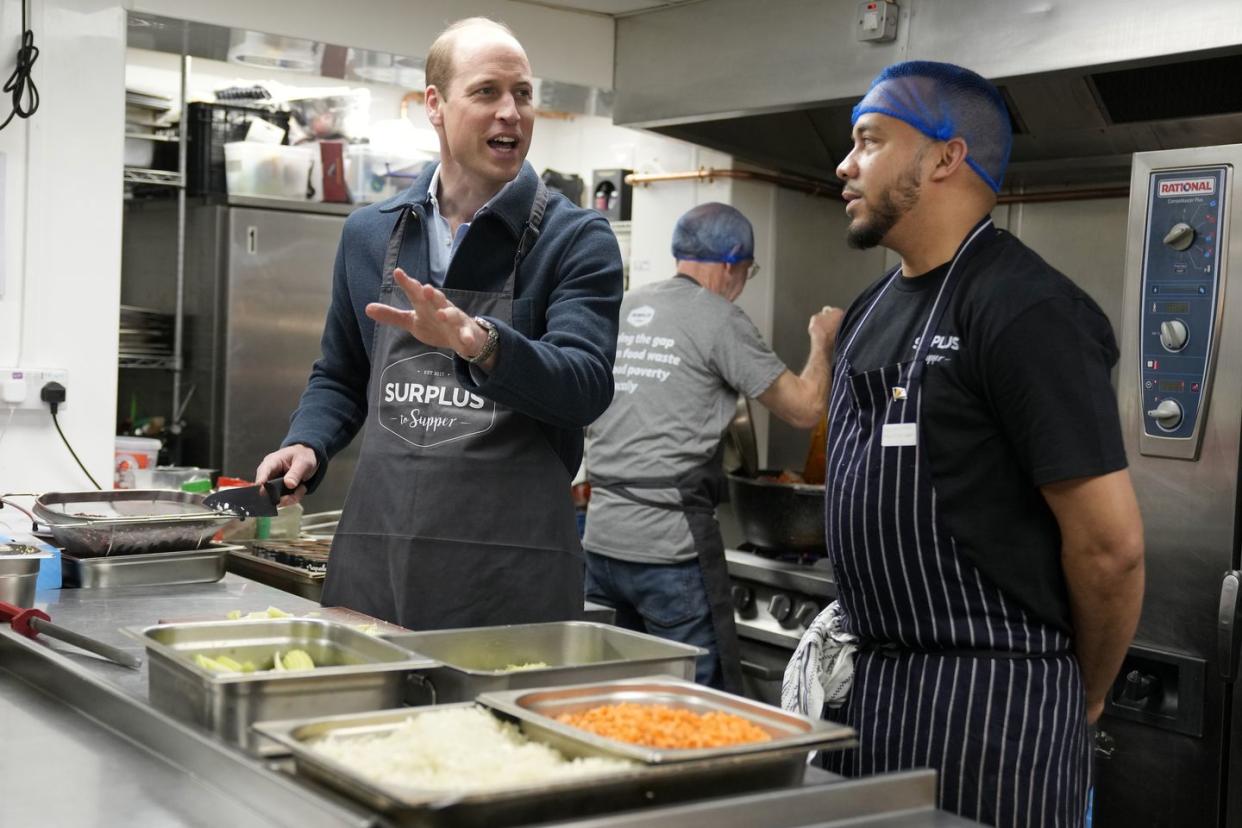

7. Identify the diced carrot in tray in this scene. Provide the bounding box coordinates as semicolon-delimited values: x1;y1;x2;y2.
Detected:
555;702;771;749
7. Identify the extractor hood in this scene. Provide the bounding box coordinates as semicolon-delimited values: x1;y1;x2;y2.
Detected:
613;0;1242;190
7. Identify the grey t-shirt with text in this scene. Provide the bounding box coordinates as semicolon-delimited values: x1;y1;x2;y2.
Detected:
584;276;786;564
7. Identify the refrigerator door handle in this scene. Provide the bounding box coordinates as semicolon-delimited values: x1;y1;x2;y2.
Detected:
1218;570;1242;680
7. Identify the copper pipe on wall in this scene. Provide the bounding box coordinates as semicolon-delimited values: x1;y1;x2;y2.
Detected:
399;89;575;121
626;167;1130;206
625;168;842;199
399;90;425;120
999;186;1130;204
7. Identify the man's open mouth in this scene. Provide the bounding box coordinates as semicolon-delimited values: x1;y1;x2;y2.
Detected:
488;136;519;150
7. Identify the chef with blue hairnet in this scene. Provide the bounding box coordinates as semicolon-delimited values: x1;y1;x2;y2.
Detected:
584;203;840;692
782;62;1144;826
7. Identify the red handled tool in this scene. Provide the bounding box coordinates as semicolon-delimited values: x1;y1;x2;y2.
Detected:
0;600;142;669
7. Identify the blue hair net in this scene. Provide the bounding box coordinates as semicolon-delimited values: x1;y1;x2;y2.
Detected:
851;61;1012;193
671;202;755;263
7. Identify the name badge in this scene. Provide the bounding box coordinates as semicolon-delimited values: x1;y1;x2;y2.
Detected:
881;423;918;447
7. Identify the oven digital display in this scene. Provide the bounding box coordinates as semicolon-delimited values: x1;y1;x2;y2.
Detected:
1158;380;1185;393
1158;302;1190;314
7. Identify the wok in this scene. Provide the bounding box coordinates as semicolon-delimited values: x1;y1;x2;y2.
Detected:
726;471;826;556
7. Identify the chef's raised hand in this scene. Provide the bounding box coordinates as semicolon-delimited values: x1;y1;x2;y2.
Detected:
255;444;315;506
809;305;845;351
366;268;494;368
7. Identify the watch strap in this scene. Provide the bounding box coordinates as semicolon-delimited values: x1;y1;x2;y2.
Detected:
464;316;499;364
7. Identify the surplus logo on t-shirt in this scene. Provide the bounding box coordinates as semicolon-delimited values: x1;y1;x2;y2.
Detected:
627;305;655;327
912;333;961;365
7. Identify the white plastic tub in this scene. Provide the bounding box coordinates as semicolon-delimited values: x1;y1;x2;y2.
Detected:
115;436;161;489
224;142;315;200
343;145;430;203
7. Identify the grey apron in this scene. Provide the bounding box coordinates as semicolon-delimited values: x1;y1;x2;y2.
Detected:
591;444;744;694
323;182;585;630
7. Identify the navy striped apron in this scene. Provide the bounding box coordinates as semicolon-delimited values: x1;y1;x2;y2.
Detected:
822;219;1090;827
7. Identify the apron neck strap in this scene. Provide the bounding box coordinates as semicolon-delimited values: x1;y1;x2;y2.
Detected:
906;216;994;389
381;208;414;288
514;180;549;267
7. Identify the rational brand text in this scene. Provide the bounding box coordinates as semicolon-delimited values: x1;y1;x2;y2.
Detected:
1158;177;1216;197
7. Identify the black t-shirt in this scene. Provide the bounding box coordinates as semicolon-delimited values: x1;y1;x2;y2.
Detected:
835;228;1127;633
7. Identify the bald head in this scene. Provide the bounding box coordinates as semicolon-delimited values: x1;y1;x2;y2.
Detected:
426;17;526;98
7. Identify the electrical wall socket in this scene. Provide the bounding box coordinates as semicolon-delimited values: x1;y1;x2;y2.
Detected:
0;368;68;410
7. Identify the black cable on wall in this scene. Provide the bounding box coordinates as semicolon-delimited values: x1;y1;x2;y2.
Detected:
0;0;38;131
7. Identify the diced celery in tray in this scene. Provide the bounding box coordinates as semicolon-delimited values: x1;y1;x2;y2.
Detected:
193;649;315;674
225;606;293;621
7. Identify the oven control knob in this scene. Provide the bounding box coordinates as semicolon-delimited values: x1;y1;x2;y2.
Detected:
795;601;820;628
731;584;754;612
1146;399;1183;431
768;593;793;624
1159;319;1189;352
1162;222;1196;252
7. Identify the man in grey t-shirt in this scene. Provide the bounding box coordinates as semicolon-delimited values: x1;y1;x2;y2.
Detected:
584;203;842;691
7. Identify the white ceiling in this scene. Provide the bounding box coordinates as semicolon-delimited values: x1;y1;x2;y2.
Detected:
511;0;698;18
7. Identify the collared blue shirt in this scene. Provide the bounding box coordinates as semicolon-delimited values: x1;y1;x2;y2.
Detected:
425;165;514;287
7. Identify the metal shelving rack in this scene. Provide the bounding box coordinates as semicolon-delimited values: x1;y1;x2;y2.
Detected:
120;24;190;458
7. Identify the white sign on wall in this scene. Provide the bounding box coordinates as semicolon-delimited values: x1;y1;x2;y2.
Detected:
0;151;5;299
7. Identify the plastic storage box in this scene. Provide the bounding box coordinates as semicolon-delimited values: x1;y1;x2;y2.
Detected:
114;436;161;489
343;145;431;203
186;102;291;196
224;142;316;200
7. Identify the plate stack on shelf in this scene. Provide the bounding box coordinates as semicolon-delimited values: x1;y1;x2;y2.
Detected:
125;88;180;188
118;305;175;368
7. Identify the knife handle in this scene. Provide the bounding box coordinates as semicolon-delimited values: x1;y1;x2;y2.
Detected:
0;599;51;637
262;477;294;503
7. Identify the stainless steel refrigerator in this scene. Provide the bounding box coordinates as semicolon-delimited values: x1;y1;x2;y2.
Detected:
121;198;360;512
1095;144;1242;826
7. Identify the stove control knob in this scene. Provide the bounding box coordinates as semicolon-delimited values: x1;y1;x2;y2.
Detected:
1147;399;1183;431
1163;222;1196;252
768;593;793;624
795;601;820;628
1159;319;1189;352
731;584;754;612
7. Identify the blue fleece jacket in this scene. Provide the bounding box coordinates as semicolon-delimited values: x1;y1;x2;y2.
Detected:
283;161;623;490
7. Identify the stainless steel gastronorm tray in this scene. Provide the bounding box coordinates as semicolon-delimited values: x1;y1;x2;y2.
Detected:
60;544;238;588
255;703;822;828
33;490;233;556
128;618;437;755
384;621;703;703
478;675;855;764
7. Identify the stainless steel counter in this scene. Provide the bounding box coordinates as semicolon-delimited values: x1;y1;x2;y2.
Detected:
28;573;323;700
0;575;977;827
0;669;284;828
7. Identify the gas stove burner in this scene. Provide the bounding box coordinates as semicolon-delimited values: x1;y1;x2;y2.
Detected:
737;541;826;567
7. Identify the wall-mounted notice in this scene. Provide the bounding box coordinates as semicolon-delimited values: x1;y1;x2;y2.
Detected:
0;151;5;299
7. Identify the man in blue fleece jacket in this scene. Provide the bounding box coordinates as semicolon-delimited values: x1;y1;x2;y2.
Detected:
255;18;623;629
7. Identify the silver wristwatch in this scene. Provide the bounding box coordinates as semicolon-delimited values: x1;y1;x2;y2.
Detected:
464;316;500;364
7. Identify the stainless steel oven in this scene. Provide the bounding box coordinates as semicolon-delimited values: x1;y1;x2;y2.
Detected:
726;548;835;706
1095;143;1242;827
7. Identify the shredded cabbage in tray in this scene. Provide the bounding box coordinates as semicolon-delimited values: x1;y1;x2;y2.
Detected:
311;707;633;792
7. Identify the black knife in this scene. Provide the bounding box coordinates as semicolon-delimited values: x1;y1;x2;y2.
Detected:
201;477;293;519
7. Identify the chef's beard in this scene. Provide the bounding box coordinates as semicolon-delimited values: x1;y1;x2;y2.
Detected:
846;154;926;250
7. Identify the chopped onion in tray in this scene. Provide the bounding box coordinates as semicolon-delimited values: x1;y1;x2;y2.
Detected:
311;707;633;791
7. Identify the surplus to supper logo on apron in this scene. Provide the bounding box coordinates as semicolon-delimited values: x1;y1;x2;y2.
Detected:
378;352;497;447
